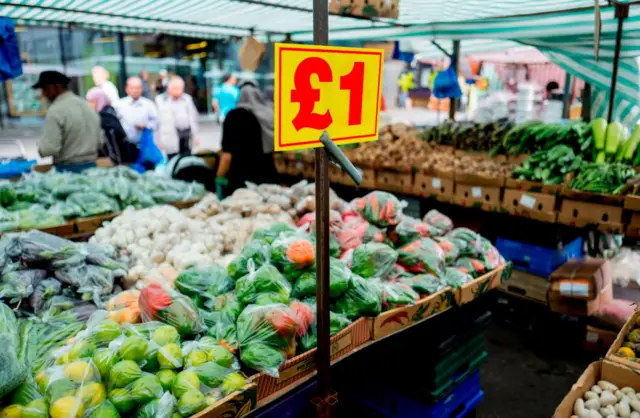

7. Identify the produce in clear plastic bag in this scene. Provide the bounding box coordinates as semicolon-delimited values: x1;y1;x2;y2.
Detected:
350;243;398;279
423;209;453;234
353;191;403;228
443;267;474;288
139;284;202;336
376;280;420;310
446;228;483;257
17;230;82;263
106;290;140;324
0;303;26;398
66;192;120;218
389;217;440;246
479;242;504;271
336;219;387;251
435;236;460;265
333;276;382;319
271;234;316;281
399;274;446;295
292;258;351;299
397;238;445;275
227;240;271;280
175;265;234;309
289;300;315;338
295;298;351;354
454;258;486;279
0;269;47;304
29;278;62;314
252;222;296;245
236;304;297;376
235;261;291;306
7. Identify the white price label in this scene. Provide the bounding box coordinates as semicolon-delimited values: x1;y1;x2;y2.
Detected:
431;178;442;189
559;282;589;298
519;194;536;209
471;187;482;198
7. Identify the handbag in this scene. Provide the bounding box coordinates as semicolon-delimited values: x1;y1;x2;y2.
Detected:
432;57;462;99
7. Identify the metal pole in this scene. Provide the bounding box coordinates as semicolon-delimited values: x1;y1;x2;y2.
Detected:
607;4;628;123
562;72;572;119
58;28;67;73
313;0;331;403
117;33;127;97
449;40;460;121
581;83;592;122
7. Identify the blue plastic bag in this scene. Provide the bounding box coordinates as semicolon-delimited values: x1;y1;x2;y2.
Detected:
432;58;462;99
132;129;164;173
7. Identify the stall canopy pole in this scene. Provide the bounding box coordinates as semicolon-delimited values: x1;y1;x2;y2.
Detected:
449;40;460;121
562;72;572;119
117;33;127;97
312;0;332;410
581;83;592;122
607;3;629;123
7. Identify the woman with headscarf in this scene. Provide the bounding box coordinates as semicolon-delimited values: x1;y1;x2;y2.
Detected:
217;82;277;194
86;87;137;164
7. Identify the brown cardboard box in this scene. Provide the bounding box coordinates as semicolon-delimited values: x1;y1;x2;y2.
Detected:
375;170;413;195
457;263;512;305
359;168;376;189
194;384;256;418
452;184;501;212
624;194;640;211
584;325;618;353
413;173;454;203
548;285;613;316
561;183;626;206
553;361;640;417
606;309;640;370
238;36;265;72
501;189;557;223
549;259;611;300
627;213;640;237
454;172;505;188
504;178;561;194
364;41;395;60
497;270;548;305
558;200;624;233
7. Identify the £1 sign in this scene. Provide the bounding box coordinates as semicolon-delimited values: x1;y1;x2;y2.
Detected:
274;43;384;151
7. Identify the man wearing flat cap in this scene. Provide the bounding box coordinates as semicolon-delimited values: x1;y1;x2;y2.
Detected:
33;71;103;172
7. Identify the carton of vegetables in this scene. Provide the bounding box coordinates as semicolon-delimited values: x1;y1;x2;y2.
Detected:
607;309;640;371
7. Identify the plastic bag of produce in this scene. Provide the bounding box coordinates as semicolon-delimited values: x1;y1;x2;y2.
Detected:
28;278;62;313
175;265;234;308
333;276;382;319
292;258;351;299
0;307;26;398
289;300;315;338
236;304;297;376
353;191;403;228
271;233;316;282
397;238;445;275
435;236;460;264
423;210;453;234
42;296;98;323
399;274;446;295
106;290;140;324
0;269;47;304
252;222;295;245
67;192;120;218
83;243;127;272
17;230;82;263
389;217;441;246
335;218;387;251
182;337;237;369
351;243;398;279
139;284;202;336
443;267;474;288
446;228;484;257
454;258;486;279
227;240;271;280
376;280;419;310
235;261;291;306
297;307;351;354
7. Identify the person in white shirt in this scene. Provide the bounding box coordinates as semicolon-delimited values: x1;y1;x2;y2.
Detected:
91;66;120;104
116;76;159;144
155;76;199;156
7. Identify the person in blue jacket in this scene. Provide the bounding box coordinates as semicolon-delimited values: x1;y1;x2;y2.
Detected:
212;73;240;124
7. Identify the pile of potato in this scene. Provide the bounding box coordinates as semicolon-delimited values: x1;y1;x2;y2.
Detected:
573;380;640;418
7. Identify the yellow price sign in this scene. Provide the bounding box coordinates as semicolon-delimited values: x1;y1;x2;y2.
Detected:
274;43;384;151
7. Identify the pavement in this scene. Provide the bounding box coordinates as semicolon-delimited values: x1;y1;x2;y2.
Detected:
0;108;463;162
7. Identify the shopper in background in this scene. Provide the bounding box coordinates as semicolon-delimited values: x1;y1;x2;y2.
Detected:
213;73;239;124
155;69;168;95
34;71;102;172
217;81;277;194
91;66;119;104
86;87;137;164
156;75;200;157
116;76;159;145
140;70;152;99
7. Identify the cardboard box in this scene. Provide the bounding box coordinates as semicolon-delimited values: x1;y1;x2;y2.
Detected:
624;194;640;211
301;162;315;179
375;170;413;195
363;41;395;60
453;184;501;212
584;325;618;353
238;36;265;72
504;178;561;194
371;287;457;340
457;263;512;305
558;200;624;233
549;259;611;300
329;0;399;19
413;173;454;203
286;160;304;177
454;172;505;188
194;384;256;418
606;309;640;370
359;168;376;189
561;183;626;206
627;213;640;237
497;270;548;305
501;189;557;223
553;361;640;417
250;318;371;401
274;158;287;175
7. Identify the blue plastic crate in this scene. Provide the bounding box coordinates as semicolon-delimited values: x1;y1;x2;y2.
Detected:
495;236;583;277
353;371;483;418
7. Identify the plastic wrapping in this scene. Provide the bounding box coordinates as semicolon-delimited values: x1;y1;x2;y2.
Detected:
295;298;351;354
235;261;291;306
292;258;351;299
227;240;271;280
350;243;398;279
333;276;382;319
353;191;403;228
139;284;202;336
175;265;234;309
271;234;316;282
390;216;442;247
376;280;420;310
399;274;447;295
0;269;47;303
106;290;141;324
397;238;446;275
252;222;295;245
434;236;460;265
236;304;297;377
66;192;120;218
335;218;387;251
454;258;486;279
423;209;453;234
443;267;474;288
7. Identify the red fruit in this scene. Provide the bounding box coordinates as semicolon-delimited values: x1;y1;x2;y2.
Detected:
139;283;172;317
